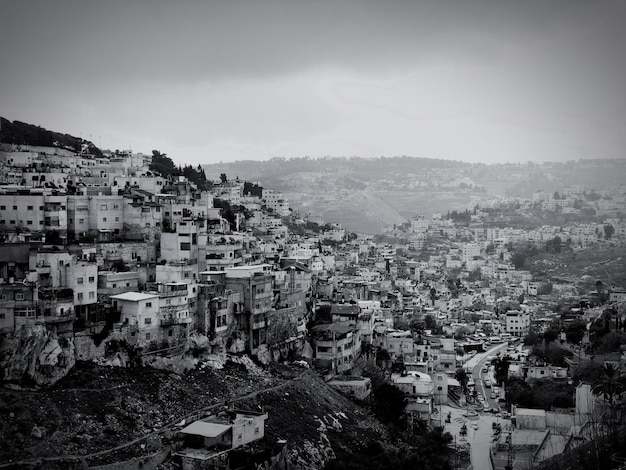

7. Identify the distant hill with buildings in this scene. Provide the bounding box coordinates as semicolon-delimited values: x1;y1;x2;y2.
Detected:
204;157;626;234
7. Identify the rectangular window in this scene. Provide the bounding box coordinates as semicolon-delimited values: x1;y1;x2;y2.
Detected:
77;277;84;284
79;218;84;224
145;302;152;307
15;293;25;301
100;204;108;210
27;221;33;225
27;205;33;210
89;291;95;299
103;217;107;222
146;332;150;340
77;293;83;300
144;318;152;325
88;276;95;283
0;206;5;210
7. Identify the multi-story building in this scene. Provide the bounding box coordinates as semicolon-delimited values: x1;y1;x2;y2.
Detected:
506;310;531;337
225;264;273;353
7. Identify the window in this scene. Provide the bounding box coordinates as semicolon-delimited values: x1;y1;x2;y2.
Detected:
169;329;173;337
112;283;117;288
103;217;107;222
113;204;119;209
115;217;119;221
77;293;83;300
146;332;151;340
27;205;33;210
13;206;17;210
39;206;44;210
88;276;95;283
77;277;84;284
16;293;25;301
100;204;108;210
27;221;33;225
146;302;152;307
144;318;152;325
79;218;84;224
89;292;95;299
0;206;4;210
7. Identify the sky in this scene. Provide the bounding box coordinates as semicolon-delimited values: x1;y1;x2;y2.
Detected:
1;0;625;167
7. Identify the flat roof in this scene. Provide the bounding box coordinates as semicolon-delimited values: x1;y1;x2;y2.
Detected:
110;292;159;302
180;420;232;438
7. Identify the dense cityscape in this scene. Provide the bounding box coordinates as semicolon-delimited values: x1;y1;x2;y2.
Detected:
1;123;626;469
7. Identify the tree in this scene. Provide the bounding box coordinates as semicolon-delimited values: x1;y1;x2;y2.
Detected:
546;236;562;253
220;173;228;183
511;251;526;269
603;224;615;239
424;314;437;330
455;367;469;394
592;363;625;404
372;383;406;426
493;356;510;385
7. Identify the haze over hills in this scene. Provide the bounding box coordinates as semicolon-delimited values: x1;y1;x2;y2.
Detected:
203;157;626;234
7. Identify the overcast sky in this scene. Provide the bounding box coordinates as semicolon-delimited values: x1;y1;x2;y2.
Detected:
1;0;625;166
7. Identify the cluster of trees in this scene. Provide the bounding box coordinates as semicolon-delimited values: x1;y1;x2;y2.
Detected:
506;377;575;410
324;429;453;470
149;150;211;190
0;117;102;156
327;373;454;470
446;209;472;223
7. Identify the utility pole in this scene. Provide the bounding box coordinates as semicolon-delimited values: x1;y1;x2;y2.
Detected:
505;431;515;470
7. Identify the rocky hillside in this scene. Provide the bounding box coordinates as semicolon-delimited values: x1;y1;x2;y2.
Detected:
0;359;403;469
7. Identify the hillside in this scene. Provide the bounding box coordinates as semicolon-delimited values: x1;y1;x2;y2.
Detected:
204;157;626;234
0;360;404;469
0;118;101;156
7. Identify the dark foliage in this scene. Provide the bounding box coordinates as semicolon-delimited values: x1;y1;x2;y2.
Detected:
372;383;406;426
0;117;102;156
243;181;263;198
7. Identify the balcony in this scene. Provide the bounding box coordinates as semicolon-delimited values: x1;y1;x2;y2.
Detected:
160;316;192;326
159;290;187;298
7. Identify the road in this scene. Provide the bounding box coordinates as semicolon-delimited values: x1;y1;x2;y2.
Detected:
460;342;510;470
467;343;508;411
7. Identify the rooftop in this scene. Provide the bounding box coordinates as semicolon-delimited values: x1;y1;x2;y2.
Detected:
110;292;160;302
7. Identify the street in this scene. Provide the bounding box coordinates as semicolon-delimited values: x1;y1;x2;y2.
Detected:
446;342;511;469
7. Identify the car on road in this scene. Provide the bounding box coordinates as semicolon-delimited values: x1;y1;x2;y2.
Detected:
491;391;497;399
482;365;489;372
484;378;491;387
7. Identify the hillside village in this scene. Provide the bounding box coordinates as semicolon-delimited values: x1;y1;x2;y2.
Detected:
1;133;626;469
